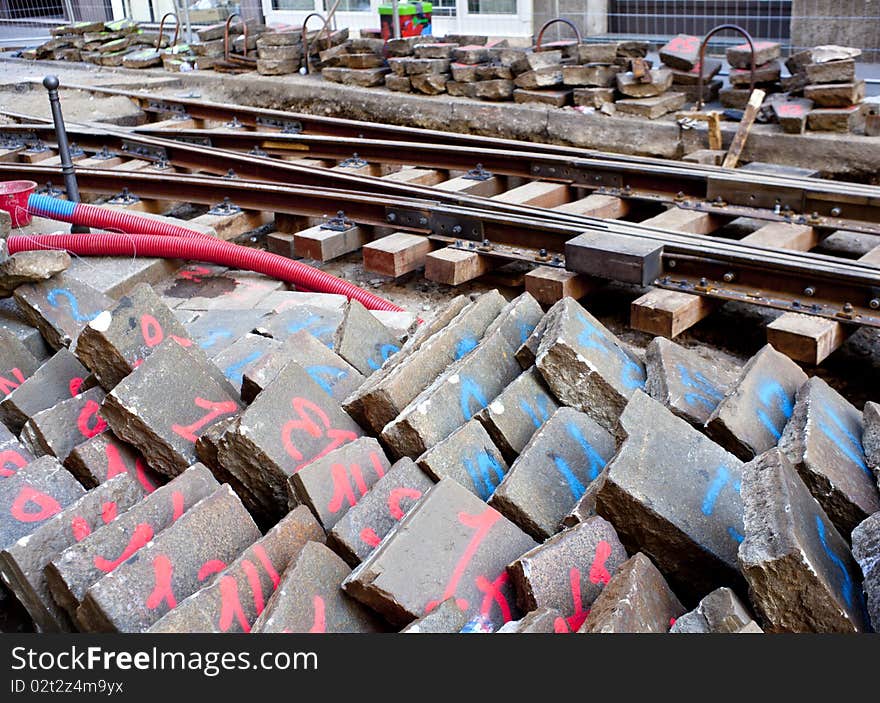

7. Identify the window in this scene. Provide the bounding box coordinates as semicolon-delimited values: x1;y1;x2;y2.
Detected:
432;0;457;17
467;0;516;14
327;0;371;10
273;0;314;9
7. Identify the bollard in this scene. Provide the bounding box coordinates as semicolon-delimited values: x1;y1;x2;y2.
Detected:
43;74;88;233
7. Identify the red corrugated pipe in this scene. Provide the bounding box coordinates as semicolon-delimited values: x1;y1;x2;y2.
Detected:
8;234;404;312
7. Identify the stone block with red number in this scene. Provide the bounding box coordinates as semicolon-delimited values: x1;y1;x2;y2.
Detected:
508;517;628;634
0;457;86;550
63;432;164;494
74;283;192;390
102;339;242;477
217;359;363;520
20;387;108;462
14;274;113;351
0;328;41;402
658;34;701;70
343;478;537;629
252;541;386;633
328;457;434;566
400;597;468;633
0;474;144;632
579;552;685;633
0;348;92;433
44;464;218;622
77;484;260;632
148;506;325;633
288;437;392;530
0;420;33;481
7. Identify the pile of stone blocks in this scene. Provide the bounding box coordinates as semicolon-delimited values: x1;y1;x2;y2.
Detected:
1;200;879;634
255;29;304;76
785;46;867;133
25;19;171;67
717;39;784;110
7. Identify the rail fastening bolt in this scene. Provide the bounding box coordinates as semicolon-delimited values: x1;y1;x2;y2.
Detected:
843;302;854;313
723;272;735;283
831;207;842;217
386;213;396;223
804;286;816;297
869;298;880;310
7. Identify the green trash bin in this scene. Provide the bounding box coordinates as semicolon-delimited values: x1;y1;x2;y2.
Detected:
379;2;433;40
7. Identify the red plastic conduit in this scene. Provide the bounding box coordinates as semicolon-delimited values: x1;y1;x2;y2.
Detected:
70;202;213;239
8;234;404;313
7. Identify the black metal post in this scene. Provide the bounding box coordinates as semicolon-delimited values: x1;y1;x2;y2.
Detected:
43;75;88;233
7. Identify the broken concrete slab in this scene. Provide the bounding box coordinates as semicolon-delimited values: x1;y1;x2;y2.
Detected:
513;88;571;107
410;73;449;95
804;59;856;85
535;297;646;437
257;303;343;349
0;474;143;632
728;60;782;86
738;448;870;632
475;366;559;461
327;457;433;566
0;298;51;361
563;63;619;88
727;40;780;68
707;344;808;461
44;463;217;622
616;67;673;97
474;79;515;101
595;391;746;600
779;377;880;536
288;437;391;530
217;359;362;520
852;512;880;631
415;419;508;501
669;586;760;633
0;251;70;298
382;293;543;458
252;541;385;633
865;401;880;488
579;552;685;633
343;478;537;629
508;516;627;633
0;457;85;550
21;386;107;462
240;330;363;405
102;339;241;477
807;105;866;132
74;283;192;390
773;97;814;134
669;58;722;85
148;506;325;633
63;432;162;493
615;92;686;119
187;309;272;359
77;485;259;632
805;80;866;107
495;607;562;633
0;348;91;434
489;406;616;541
14;274;114;351
210;332;280;394
514;68;563;89
576;43;618;64
333;299;401;376
645;337;739;428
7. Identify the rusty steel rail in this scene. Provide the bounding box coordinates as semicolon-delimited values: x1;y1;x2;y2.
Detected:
4;119;880;236
4;162;879;331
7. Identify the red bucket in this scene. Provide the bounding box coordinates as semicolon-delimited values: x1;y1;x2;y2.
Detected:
0;180;37;227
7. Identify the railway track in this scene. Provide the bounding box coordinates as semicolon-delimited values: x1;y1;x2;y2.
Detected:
1;84;879;364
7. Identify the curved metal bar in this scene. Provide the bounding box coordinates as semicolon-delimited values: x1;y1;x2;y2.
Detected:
157;12;180;51
301;12;333;74
535;17;583;51
697;23;756;110
224;13;250;62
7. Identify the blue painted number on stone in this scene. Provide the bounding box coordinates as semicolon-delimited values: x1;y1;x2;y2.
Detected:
519;394;552;429
46;288;99;323
816;515;854;609
701;464;744;543
576;311;645;391
306;364;348;396
223;350;263;384
366;343;400;371
454;332;479;361
459;376;488;421
199;328;233;349
463;450;506;500
676;363;724;411
756;378;794;441
817;405;870;479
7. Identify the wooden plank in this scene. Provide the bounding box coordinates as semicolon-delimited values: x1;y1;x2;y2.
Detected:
552;193;630;219
293;223;371;261
362;232;436;278
524;266;598;305
266;231;297;258
331;160;383;177
109;159;155;171
492;181;570;208
148;117;202;130
0;146;25;162
860;246;880;266
740;222;819;251
630;288;719;338
424;247;493;285
639;207;725;235
19;149;57;164
190;209;272;241
766;313;849;365
76;155;124;169
382;167;447;186
434;174;504;197
283;157;333;167
722;88;766;169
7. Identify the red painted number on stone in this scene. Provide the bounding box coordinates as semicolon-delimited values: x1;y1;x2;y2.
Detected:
71;515;91;542
94;522;154;573
77;399;108;439
667;35;698;53
172;397;238;443
476;571;513;623
326;453;386;514
145;554;177;610
281;397;358;472
387;487;422;521
425;507;500;616
216;545;281;633
0;450;28;479
309;595;327;633
198;559;227;581
553;568;590;633
10;485;62;523
218;576;251;632
69;377;84;397
776;103;805;117
359;527;381;548
105;442;157;494
180;266;211;283
589;540;613;586
0;367;26;396
141;314;164;348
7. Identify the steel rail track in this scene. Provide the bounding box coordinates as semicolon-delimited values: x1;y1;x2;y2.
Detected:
4;162;880;330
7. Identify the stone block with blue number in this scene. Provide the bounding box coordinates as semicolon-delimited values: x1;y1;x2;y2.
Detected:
779;376;880;536
490;407;616;541
738;448;871;632
706;344;808;461
535;297;646;438
333;299;402;376
210;333;280;394
595;390;746;601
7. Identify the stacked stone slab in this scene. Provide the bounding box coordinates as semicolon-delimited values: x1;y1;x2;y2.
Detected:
256;29;303;76
789;46;866;132
321;36;390;87
720;40;783;110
